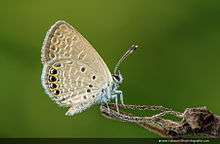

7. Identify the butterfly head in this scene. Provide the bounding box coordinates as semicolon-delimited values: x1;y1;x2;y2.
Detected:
112;72;123;85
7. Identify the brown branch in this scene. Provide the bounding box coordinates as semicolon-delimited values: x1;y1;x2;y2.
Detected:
100;103;220;138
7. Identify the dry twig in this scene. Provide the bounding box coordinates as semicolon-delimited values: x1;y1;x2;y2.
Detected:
100;103;220;138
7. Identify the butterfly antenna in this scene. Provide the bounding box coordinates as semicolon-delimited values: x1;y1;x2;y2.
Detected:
114;44;138;74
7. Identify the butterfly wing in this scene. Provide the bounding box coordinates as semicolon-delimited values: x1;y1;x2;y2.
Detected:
41;20;113;115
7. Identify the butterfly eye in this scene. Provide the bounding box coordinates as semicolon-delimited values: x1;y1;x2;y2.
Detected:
113;75;120;82
88;84;93;88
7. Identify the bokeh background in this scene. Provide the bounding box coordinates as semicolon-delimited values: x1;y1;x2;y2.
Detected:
1;0;220;138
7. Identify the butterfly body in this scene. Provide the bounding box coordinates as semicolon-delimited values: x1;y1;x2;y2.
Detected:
41;20;125;116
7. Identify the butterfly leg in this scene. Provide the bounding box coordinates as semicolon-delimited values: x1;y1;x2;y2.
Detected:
105;102;110;113
100;90;111;113
110;94;120;113
113;90;124;105
115;95;119;113
118;90;124;105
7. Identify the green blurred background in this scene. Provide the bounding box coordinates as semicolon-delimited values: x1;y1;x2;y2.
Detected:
0;0;220;138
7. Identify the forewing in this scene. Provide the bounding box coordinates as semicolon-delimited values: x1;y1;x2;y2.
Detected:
42;21;111;78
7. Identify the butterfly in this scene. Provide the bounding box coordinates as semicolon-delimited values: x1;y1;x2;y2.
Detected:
41;20;138;116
